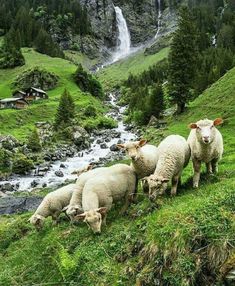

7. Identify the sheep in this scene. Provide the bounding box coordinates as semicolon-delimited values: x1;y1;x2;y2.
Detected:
71;164;93;176
74;164;137;234
142;135;190;200
29;183;75;230
117;139;159;179
65;167;108;220
187;118;223;188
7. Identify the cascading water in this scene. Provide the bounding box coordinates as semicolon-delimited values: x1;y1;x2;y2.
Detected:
154;0;162;39
112;6;131;62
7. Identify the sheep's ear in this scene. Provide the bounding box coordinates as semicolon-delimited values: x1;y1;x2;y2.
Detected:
141;176;148;182
213;118;223;126
62;206;69;212
138;139;147;147
161;178;169;183
116;144;125;149
75;213;86;221
87;165;93;171
97;207;108;215
189;123;197;129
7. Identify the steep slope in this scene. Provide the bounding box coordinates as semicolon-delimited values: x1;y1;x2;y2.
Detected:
0;67;234;285
0;49;107;140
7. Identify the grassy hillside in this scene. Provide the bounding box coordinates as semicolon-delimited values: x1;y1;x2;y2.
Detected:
0;48;107;140
98;47;169;90
0;66;234;284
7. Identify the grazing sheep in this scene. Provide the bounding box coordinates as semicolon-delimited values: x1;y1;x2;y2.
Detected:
142;135;190;200
29;183;75;230
71;164;93;176
66;167;108;220
187;118;223;188
117;139;159;179
74;164;137;234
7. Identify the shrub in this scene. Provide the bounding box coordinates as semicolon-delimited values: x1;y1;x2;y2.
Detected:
27;128;42;152
12;153;34;174
0;148;12;173
84;105;97;117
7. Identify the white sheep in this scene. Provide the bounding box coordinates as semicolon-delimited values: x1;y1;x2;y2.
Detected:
142;135;190;200
187;118;223;188
65;167;108;219
71;164;93;176
117;139;159;179
29;183;75;230
74;164;137;234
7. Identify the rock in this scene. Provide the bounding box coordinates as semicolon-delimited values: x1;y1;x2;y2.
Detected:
96;139;104;144
55;170;64;177
117;139;123;144
31;180;39;188
0;135;20;150
73;126;90;148
0;182;14;193
124;125;134;131
110;144;119;152
60;163;66;168
105;138;111;143
42;183;47;188
100;143;108;149
0;196;43;215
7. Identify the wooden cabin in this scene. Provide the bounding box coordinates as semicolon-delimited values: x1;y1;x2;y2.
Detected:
25;87;48;101
0;98;29;109
12;90;26;98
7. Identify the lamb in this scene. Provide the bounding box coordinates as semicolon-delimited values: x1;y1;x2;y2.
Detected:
142;135;190;200
29;183;75;230
187;118;223;188
71;164;93;176
74;164;137;234
117;139;159;179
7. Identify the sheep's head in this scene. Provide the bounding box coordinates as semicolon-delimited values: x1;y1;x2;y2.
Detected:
66;205;83;220
117;139;147;161
75;207;107;234
189;118;223;144
29;214;45;230
142;175;169;201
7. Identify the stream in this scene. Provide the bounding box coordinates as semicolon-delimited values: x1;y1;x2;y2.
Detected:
0;93;137;193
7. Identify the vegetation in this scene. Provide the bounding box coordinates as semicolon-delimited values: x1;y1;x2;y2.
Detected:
27;128;42;152
12;153;34;175
54;89;75;130
0;65;235;285
168;6;198;114
74;64;104;99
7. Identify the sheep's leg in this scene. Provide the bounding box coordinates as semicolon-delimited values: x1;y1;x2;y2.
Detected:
102;215;107;226
171;175;179;196
211;159;219;174
120;191;133;215
193;160;201;188
206;162;213;174
52;212;60;225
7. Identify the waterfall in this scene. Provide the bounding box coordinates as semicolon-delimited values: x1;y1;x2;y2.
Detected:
112;6;131;62
154;0;162;39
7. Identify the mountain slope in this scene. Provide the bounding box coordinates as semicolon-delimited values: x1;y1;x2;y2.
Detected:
0;66;234;285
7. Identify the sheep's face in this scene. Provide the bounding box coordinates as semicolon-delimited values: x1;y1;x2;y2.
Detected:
66;205;83;221
29;214;45;230
189;118;223;145
75;208;107;234
117;139;147;161
145;175;168;201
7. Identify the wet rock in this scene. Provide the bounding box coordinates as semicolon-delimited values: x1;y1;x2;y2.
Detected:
110;144;119;152
72;126;90;148
31;180;39;188
0;196;43;215
60;163;66;168
100;143;108;149
0;182;14;193
96;139;104;144
55;170;64;177
124;124;134;131
105;138;111;143
117;139;123;144
42;183;47;188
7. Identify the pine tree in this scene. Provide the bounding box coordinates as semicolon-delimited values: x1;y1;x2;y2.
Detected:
168;6;198;113
148;83;165;119
54;89;75;129
27;128;42;152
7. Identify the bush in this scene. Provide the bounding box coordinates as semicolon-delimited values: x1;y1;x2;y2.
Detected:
74;64;104;99
12;153;34;175
83;105;97;117
27;128;42;152
0;148;12;173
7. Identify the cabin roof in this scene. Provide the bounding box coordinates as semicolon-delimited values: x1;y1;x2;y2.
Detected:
13;90;26;95
31;87;46;94
0;98;28;104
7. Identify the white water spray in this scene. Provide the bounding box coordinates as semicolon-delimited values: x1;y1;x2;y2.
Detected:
154;0;162;39
112;6;131;62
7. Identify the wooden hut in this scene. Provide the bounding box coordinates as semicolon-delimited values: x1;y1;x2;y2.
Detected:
0;98;29;109
25;87;48;101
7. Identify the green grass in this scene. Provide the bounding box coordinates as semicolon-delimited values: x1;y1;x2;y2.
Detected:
0;48;108;140
0;63;234;285
98;47;169;90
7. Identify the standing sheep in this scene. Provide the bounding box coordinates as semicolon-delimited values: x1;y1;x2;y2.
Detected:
187;118;223;188
29;183;75;230
74;164;137;234
117;139;159;179
142;135;190;200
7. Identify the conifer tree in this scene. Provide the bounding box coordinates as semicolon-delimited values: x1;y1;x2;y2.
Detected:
27;128;42;152
54;89;75;129
168;6;198;113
